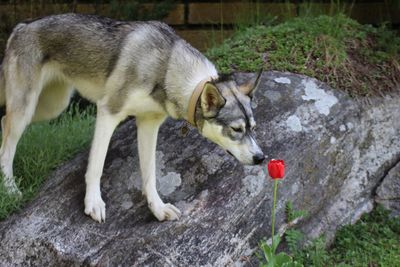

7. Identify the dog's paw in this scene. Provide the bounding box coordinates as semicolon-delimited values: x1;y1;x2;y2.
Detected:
150;202;181;221
3;178;22;197
84;193;106;223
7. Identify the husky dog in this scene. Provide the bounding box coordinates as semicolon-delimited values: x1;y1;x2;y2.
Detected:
0;14;265;222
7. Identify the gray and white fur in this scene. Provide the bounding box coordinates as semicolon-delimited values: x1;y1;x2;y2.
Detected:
0;14;264;222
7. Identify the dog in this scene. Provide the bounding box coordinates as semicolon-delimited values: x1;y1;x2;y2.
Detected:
0;13;265;223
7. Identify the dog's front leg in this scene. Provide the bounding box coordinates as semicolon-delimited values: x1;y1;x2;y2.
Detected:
136;114;181;221
84;105;122;223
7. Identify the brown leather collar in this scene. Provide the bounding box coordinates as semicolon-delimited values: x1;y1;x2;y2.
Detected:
187;78;211;127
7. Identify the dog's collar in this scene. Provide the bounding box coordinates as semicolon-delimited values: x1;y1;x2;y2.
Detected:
187;78;212;127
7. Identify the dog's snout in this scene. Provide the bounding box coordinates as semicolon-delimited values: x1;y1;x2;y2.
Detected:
253;153;265;165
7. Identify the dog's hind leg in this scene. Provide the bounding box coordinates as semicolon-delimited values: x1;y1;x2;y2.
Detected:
32;79;74;122
0;60;42;194
84;102;123;223
136;114;181;221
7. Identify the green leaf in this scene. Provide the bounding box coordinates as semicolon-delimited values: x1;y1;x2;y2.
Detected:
260;241;273;262
272;234;281;254
282;261;304;267
267;257;276;267
292;261;304;267
276;252;292;266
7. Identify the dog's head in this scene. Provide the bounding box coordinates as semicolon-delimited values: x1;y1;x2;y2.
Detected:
197;71;265;165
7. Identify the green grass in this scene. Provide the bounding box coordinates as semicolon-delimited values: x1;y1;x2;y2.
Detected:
207;14;400;96
290;206;400;267
0;105;95;220
328;206;400;266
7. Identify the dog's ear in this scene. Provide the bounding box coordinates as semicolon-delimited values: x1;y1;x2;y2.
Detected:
239;69;263;98
201;83;226;118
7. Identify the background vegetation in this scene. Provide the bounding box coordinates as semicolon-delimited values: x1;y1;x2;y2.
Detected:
285;205;400;266
207;14;400;96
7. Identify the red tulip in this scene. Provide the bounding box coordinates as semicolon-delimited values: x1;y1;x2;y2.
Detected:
267;159;285;179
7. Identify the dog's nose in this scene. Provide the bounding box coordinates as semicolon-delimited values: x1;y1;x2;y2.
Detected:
253;153;265;165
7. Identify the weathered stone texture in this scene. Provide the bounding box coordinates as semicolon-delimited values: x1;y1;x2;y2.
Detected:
376;161;400;216
0;71;399;266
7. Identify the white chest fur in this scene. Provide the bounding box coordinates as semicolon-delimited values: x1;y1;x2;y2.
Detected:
121;88;166;117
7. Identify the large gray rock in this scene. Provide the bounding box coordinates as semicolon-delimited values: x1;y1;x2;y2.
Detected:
0;71;399;266
376;161;400;216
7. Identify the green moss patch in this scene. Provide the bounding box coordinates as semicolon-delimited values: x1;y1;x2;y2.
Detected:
207;14;400;97
327;206;400;266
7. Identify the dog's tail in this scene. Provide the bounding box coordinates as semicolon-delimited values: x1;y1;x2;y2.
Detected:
0;63;5;107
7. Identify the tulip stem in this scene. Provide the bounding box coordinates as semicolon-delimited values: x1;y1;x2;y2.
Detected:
272;179;278;244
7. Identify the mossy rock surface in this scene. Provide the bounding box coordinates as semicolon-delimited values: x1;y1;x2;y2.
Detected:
207;14;400;97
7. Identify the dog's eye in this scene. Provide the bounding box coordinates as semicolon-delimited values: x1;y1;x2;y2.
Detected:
231;127;243;133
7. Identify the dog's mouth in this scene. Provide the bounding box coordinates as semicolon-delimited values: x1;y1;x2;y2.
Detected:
227;150;234;157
